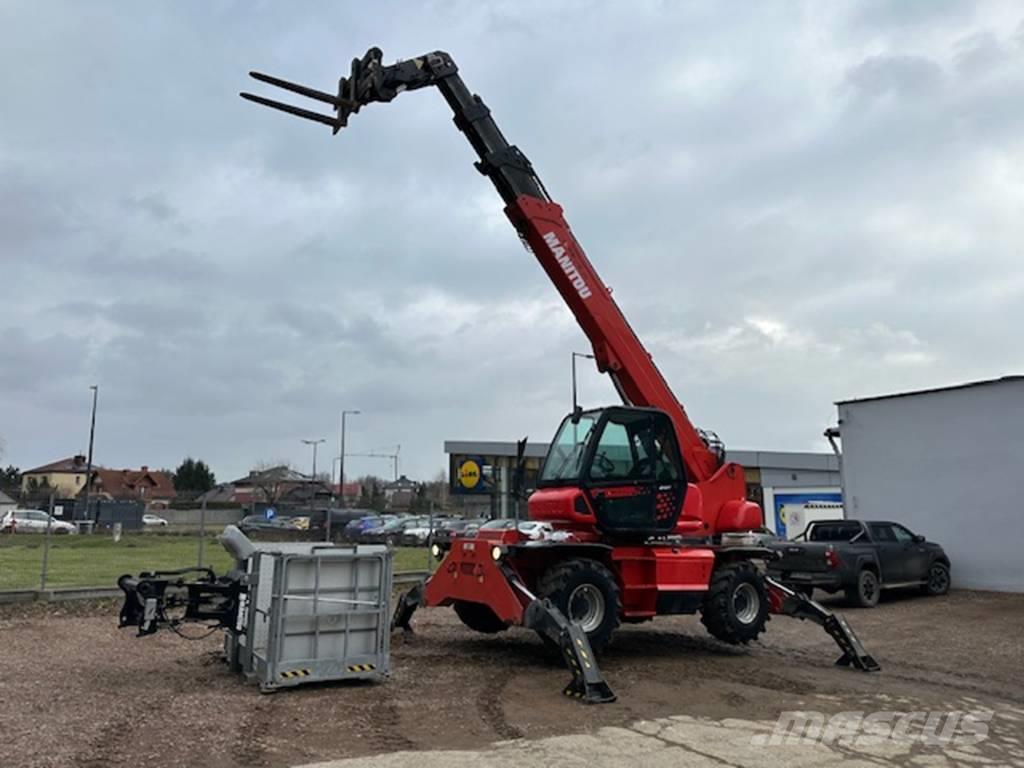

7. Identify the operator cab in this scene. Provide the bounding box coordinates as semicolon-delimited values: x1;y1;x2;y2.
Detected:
531;406;688;538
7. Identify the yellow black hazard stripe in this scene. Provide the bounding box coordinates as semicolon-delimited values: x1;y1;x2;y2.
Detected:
347;663;376;673
279;669;311;680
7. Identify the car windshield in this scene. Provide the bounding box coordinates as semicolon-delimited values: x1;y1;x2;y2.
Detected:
539;413;599;483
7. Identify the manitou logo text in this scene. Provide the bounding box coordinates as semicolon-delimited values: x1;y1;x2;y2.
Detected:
543;232;593;299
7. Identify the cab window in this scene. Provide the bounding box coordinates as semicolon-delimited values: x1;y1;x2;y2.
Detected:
587;411;681;484
590;419;643;481
869;523;897;543
892;525;915;543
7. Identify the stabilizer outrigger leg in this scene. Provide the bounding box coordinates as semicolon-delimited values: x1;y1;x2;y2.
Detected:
507;572;616;704
522;598;616;703
766;576;880;672
391;581;423;632
390;576;616;704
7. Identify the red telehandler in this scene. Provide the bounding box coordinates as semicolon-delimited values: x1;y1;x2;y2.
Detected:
117;47;878;704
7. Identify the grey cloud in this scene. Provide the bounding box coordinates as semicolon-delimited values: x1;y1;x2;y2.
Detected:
121;193;177;222
844;54;944;100
2;1;1022;481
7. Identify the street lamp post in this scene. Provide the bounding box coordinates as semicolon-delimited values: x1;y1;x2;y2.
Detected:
301;437;325;533
81;385;99;524
337;410;360;519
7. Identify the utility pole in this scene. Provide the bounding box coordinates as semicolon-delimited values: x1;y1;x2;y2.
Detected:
337;410;361;513
301;437;325;506
81;385;98;525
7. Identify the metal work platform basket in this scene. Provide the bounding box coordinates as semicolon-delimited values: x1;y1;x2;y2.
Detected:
226;542;392;692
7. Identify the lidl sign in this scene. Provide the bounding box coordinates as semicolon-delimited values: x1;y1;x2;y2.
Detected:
457;458;482;490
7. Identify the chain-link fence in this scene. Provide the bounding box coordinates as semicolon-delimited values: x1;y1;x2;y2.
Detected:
1;500;431;595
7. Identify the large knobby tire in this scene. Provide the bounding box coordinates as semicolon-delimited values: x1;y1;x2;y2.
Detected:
922;561;951;596
537;559;621;654
846;568;880;608
453;600;509;634
700;561;770;645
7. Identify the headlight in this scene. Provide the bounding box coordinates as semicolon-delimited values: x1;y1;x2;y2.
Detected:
490;545;503;561
430;543;442;559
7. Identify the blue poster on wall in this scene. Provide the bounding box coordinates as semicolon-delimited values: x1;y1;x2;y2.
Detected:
774;492;842;538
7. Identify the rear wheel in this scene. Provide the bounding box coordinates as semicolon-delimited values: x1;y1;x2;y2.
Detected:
700;561;769;644
537;559;621;654
453;600;509;634
922;562;950;596
846;568;880;607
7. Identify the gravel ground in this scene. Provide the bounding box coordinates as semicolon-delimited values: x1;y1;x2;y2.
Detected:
1;589;1022;767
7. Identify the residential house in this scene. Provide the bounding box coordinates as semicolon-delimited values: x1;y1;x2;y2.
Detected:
83;466;177;508
329;482;362;506
21;455;90;497
197;466;330;507
0;489;16;514
383;475;418;510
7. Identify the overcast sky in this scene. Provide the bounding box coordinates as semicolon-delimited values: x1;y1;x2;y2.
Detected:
1;1;1022;483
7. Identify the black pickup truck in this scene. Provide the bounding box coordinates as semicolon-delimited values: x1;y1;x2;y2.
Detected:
766;519;951;607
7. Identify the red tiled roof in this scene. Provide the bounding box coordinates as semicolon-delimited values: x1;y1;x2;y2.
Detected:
24;456;89;474
86;468;177;501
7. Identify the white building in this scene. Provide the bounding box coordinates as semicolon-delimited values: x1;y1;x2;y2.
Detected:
836;376;1023;593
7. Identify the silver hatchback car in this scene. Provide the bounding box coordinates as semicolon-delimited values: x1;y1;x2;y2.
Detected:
1;509;77;534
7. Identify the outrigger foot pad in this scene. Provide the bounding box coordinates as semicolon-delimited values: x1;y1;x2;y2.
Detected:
765;576;880;672
523;598;616;704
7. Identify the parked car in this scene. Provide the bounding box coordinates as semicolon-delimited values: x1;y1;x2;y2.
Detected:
308;508;372;534
766;519;951;607
344;514;396;541
475;519;556;541
363;516;435;545
1;509;77;535
430;518;472;545
238;515;300;535
359;516;407;543
142;514;169;527
400;516;455;546
516;520;555;541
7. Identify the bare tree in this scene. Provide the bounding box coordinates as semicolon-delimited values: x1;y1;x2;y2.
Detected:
427;469;449;509
249;460;297;505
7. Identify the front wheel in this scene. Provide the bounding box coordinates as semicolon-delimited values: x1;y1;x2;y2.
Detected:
700;561;770;644
922;562;950;596
537;559;621;654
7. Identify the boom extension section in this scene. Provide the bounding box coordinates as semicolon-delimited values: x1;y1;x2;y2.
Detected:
240;47;735;500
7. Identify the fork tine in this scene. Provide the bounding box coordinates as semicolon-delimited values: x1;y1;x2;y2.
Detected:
248;71;339;106
239;92;340;129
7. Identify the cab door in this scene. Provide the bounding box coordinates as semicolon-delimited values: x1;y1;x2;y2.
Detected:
583;409;686;537
867;522;906;584
892;523;930;582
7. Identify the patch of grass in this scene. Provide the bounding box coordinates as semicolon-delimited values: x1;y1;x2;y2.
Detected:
0;533;431;591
